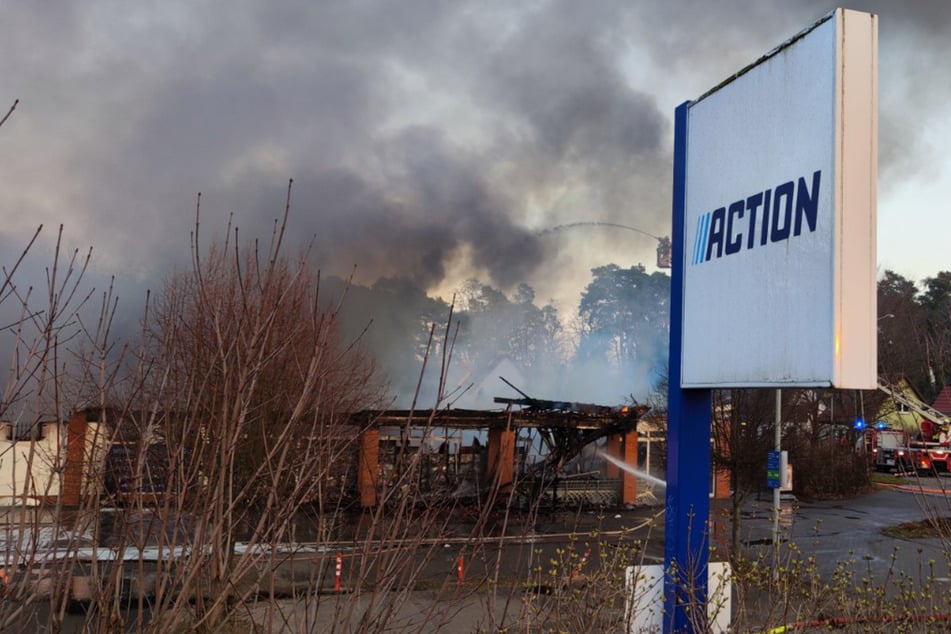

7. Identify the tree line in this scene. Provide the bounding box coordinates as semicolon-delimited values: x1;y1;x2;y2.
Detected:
878;269;951;401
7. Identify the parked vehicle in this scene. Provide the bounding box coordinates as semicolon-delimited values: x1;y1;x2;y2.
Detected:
920;442;951;473
876;379;951;474
863;427;931;475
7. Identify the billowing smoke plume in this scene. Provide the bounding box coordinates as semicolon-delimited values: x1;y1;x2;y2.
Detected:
3;1;947;293
1;1;949;404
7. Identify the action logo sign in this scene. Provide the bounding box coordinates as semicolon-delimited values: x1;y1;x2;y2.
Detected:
680;8;877;389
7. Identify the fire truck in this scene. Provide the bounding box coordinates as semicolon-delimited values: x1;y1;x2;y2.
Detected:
871;380;951;474
863;425;930;474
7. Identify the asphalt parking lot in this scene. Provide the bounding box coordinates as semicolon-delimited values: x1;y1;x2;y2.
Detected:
731;478;951;583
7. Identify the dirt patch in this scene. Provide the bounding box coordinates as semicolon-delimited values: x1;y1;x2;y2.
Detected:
882;516;951;538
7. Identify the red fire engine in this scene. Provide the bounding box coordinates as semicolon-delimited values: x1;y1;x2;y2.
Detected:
866;380;951;475
863;425;931;474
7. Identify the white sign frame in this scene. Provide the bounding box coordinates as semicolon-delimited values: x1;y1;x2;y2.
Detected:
680;8;877;388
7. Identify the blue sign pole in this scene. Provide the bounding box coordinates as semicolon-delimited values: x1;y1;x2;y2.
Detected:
665;101;713;633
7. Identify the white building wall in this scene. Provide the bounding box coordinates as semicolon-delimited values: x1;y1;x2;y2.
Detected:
0;423;65;505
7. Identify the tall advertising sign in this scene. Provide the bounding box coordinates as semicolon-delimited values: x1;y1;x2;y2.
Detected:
681;8;877;389
665;9;877;632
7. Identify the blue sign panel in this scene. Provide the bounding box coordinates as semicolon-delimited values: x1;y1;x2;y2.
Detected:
767;450;781;489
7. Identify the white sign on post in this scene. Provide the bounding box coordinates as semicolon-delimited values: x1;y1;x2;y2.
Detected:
681;8;877;389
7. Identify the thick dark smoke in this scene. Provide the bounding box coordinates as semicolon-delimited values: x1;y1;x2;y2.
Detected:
298;127;548;289
191;2;674;296
0;1;676;302
1;1;950;403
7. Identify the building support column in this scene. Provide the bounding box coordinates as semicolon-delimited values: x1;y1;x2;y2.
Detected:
358;429;380;508
714;421;731;499
62;410;89;507
486;427;515;492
